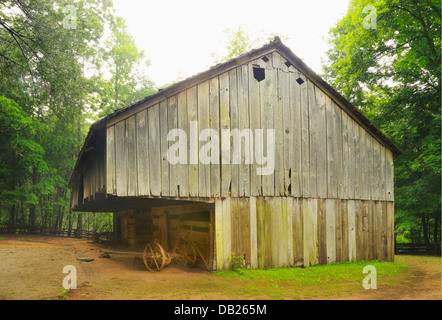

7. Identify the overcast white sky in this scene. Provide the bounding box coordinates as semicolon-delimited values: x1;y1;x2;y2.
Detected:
112;0;350;87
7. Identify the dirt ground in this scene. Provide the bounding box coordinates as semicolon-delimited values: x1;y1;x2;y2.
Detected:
0;234;440;300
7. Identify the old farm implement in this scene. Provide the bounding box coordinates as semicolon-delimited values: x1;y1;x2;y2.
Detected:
101;227;209;272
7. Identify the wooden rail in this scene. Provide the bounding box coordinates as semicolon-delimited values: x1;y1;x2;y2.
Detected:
395;242;441;256
0;223;113;242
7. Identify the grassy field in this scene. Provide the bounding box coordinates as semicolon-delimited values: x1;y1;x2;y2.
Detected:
212;260;410;299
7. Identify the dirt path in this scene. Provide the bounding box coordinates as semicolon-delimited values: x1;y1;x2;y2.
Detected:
0;234;440;300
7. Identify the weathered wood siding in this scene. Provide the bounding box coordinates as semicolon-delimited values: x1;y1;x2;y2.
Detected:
82;138;106;201
215;197;394;270
105;51;395;202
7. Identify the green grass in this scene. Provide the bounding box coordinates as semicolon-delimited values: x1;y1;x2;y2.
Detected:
0;236;5;240
213;260;410;299
216;260;408;281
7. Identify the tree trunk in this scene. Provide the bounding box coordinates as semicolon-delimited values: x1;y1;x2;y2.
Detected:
76;213;82;238
29;203;36;233
68;207;72;237
58;206;64;236
8;203;16;233
433;213;439;244
422;215;429;250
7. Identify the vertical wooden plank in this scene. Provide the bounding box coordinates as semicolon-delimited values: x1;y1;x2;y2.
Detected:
210;207;215;270
273;53;285;197
362;201;369;261
220;72;231;197
359;129;368;200
256;197;265;268
348;200;357;261
198;81;210;198
238;65;250;197
367;135;374;200
335;199;343;262
187;87;199;197
347;117;355;199
340;112;350;199
367;201;374;260
177;90;189;197
355;200;363;261
248;62;261;196
386;201;394;262
326;98;337;198
168;96;179;197
353;120;361;199
249;197;258;268
341;200;349;262
334;103;343;199
209;76;221;197
241;199;251;267
379;146;386;201
229;69;239;197
287;198;294;266
303;198;318;266
385;149;394;201
230;198;238;257
292;198;303;266
373;141;381;201
270;197;280;267
311;198;318;266
280;58;291;197
300;72;310;198
259;57;275;196
325;199;336;264
317;199;327;265
106;126;116;195
127;115;137;196
215;199;224;270
307;80;318;198
264;198;272;268
280;198;289;266
115;120;127;196
159;101;169;197
222;198;231;269
290;69;302;197
315;88;327;198
148;104;161;196
380;201;387;261
136;110;149;196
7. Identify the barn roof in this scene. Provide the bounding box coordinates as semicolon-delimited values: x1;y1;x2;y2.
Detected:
69;37;402;187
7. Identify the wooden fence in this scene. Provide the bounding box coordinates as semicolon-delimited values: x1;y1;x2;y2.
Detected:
395;242;441;256
0;223;113;242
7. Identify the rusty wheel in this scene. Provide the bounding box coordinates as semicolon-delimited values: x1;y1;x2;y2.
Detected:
175;240;197;267
143;242;167;271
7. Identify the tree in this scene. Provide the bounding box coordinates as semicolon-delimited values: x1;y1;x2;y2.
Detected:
322;0;441;246
93;16;156;118
0;0;155;235
211;26;288;64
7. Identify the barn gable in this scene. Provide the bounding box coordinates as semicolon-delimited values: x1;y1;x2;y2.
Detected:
69;38;400;270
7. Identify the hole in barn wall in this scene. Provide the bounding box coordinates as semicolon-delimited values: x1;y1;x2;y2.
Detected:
296;77;304;85
253;65;266;82
284;61;292;68
262;56;269;62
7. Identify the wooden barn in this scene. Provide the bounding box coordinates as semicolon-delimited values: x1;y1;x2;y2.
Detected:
69;37;402;271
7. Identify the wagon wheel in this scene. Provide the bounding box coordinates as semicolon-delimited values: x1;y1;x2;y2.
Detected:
143;242;167;271
175;240;197;267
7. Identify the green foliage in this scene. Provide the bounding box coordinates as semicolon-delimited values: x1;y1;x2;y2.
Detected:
0;0;156;232
323;0;441;245
227;252;246;273
211;26;288;64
